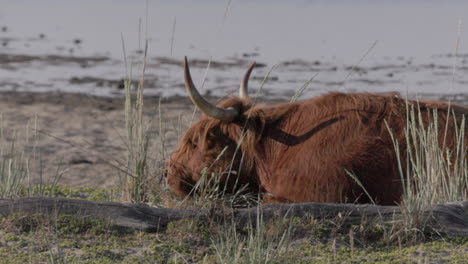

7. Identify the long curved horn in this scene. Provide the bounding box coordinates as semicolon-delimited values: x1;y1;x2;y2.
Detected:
184;56;239;121
239;61;256;99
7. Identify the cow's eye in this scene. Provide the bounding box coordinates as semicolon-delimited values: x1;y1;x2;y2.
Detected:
188;139;197;147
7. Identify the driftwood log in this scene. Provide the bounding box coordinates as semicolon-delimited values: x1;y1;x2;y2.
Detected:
0;197;467;236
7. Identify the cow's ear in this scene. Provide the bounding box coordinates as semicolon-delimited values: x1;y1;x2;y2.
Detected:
265;104;298;124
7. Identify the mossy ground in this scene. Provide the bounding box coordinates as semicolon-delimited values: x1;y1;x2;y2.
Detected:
1;186;467;264
0;215;466;263
17;185;118;202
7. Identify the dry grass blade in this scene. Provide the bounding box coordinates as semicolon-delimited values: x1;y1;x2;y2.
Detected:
386;101;467;241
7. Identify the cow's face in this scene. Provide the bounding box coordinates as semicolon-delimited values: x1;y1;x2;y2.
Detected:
165;57;257;197
166;117;246;196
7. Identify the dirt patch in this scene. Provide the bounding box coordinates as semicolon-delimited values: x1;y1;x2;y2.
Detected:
0;91;198;189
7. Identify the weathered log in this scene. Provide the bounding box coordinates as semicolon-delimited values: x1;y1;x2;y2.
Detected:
0;197;466;236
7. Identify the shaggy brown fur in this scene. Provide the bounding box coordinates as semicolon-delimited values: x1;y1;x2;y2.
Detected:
166;92;467;205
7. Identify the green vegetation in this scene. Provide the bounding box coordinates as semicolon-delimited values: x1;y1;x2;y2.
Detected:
122;40;155;204
0;115;33;198
0;209;466;263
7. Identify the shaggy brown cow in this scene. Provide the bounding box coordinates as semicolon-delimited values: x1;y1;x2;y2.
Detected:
166;57;467;205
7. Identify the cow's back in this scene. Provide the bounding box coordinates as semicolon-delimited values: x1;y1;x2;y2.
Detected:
258;92;465;205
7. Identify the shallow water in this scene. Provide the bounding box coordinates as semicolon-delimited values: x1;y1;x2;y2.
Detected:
0;0;467;101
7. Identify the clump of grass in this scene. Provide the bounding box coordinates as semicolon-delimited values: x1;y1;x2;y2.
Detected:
387;101;467;240
179;166;259;210
47;243;69;264
0;137;28;198
210;211;292;264
121;39;165;204
0;115;34;198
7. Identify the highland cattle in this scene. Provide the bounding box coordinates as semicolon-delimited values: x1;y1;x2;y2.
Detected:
165;57;467;205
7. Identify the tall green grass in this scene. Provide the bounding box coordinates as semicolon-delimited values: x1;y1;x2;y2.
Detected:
387;102;467;239
122;40;155;203
0;127;29;198
121;36;172;204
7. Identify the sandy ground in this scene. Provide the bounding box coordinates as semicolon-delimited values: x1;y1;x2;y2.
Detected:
0;91;200;189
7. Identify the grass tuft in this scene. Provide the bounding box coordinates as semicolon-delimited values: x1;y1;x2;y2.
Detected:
386;101;467;241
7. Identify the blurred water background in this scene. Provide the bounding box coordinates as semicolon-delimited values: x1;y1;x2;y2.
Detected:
0;0;467;101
